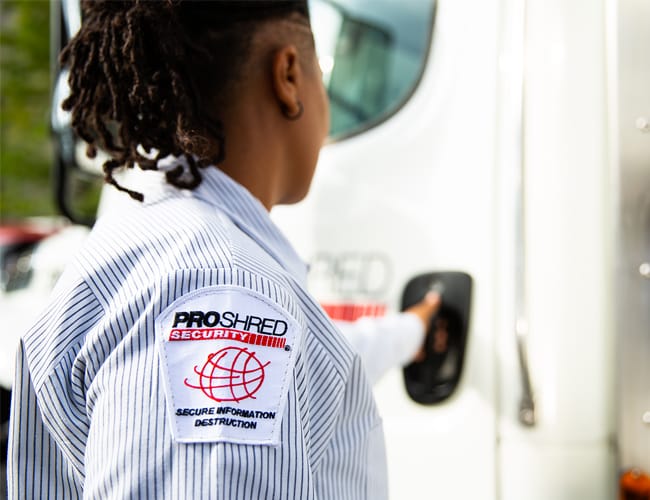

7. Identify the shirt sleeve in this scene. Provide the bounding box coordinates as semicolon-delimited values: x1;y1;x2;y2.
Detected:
79;268;320;498
8;340;83;499
335;312;425;385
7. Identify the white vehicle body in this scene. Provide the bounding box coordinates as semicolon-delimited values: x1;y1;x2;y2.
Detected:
2;0;647;499
272;0;648;498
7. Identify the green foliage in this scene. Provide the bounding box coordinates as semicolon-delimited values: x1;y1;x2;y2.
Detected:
0;0;55;220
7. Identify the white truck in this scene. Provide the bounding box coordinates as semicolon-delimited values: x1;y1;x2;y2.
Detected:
273;0;648;498
2;0;648;498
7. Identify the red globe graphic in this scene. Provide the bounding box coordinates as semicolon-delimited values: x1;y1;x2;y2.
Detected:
184;347;270;403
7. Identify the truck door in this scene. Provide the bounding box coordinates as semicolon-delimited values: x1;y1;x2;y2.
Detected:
274;0;500;497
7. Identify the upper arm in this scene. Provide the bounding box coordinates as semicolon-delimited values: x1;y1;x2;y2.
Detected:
82;267;316;498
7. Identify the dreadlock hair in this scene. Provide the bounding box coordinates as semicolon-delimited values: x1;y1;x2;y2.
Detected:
60;0;311;201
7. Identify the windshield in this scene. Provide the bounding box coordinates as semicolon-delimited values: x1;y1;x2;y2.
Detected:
310;0;436;138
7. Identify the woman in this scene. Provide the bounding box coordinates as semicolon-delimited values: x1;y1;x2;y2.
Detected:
8;1;437;498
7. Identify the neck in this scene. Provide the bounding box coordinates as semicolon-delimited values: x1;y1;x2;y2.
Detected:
218;101;288;212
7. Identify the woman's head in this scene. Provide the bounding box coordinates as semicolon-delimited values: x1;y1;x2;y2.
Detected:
61;0;328;206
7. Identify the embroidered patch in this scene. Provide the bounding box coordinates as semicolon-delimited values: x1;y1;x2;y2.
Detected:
156;285;300;445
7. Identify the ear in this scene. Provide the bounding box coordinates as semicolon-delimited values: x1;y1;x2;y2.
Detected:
271;45;303;117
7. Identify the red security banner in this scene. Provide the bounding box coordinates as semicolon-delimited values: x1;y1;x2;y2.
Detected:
321;302;387;322
169;328;287;349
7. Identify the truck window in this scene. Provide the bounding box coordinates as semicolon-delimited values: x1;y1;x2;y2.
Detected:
310;0;436;138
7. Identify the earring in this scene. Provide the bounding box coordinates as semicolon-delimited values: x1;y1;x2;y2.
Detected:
282;101;304;121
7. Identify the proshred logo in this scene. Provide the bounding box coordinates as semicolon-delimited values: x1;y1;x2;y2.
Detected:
168;310;289;349
173;310;288;335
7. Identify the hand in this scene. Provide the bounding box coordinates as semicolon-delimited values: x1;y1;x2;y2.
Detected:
406;292;441;362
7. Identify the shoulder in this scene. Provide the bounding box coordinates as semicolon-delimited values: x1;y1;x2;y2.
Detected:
78;196;295;303
87;196;236;268
72;197;236;309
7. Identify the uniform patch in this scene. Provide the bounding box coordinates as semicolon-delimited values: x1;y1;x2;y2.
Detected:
156;285;300;445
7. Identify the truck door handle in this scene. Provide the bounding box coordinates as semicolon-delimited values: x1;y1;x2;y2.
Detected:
401;271;473;405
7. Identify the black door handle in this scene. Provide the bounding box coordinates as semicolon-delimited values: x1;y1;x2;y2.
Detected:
402;271;473;405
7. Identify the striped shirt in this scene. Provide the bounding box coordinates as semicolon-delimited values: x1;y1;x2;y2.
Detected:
8;166;387;499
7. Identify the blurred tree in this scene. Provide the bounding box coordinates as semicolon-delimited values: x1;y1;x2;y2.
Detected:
0;0;55;221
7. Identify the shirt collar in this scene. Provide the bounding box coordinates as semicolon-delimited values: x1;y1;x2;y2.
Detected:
131;162;309;285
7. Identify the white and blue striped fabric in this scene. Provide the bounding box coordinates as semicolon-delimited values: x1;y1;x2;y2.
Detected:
8;166;388;499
